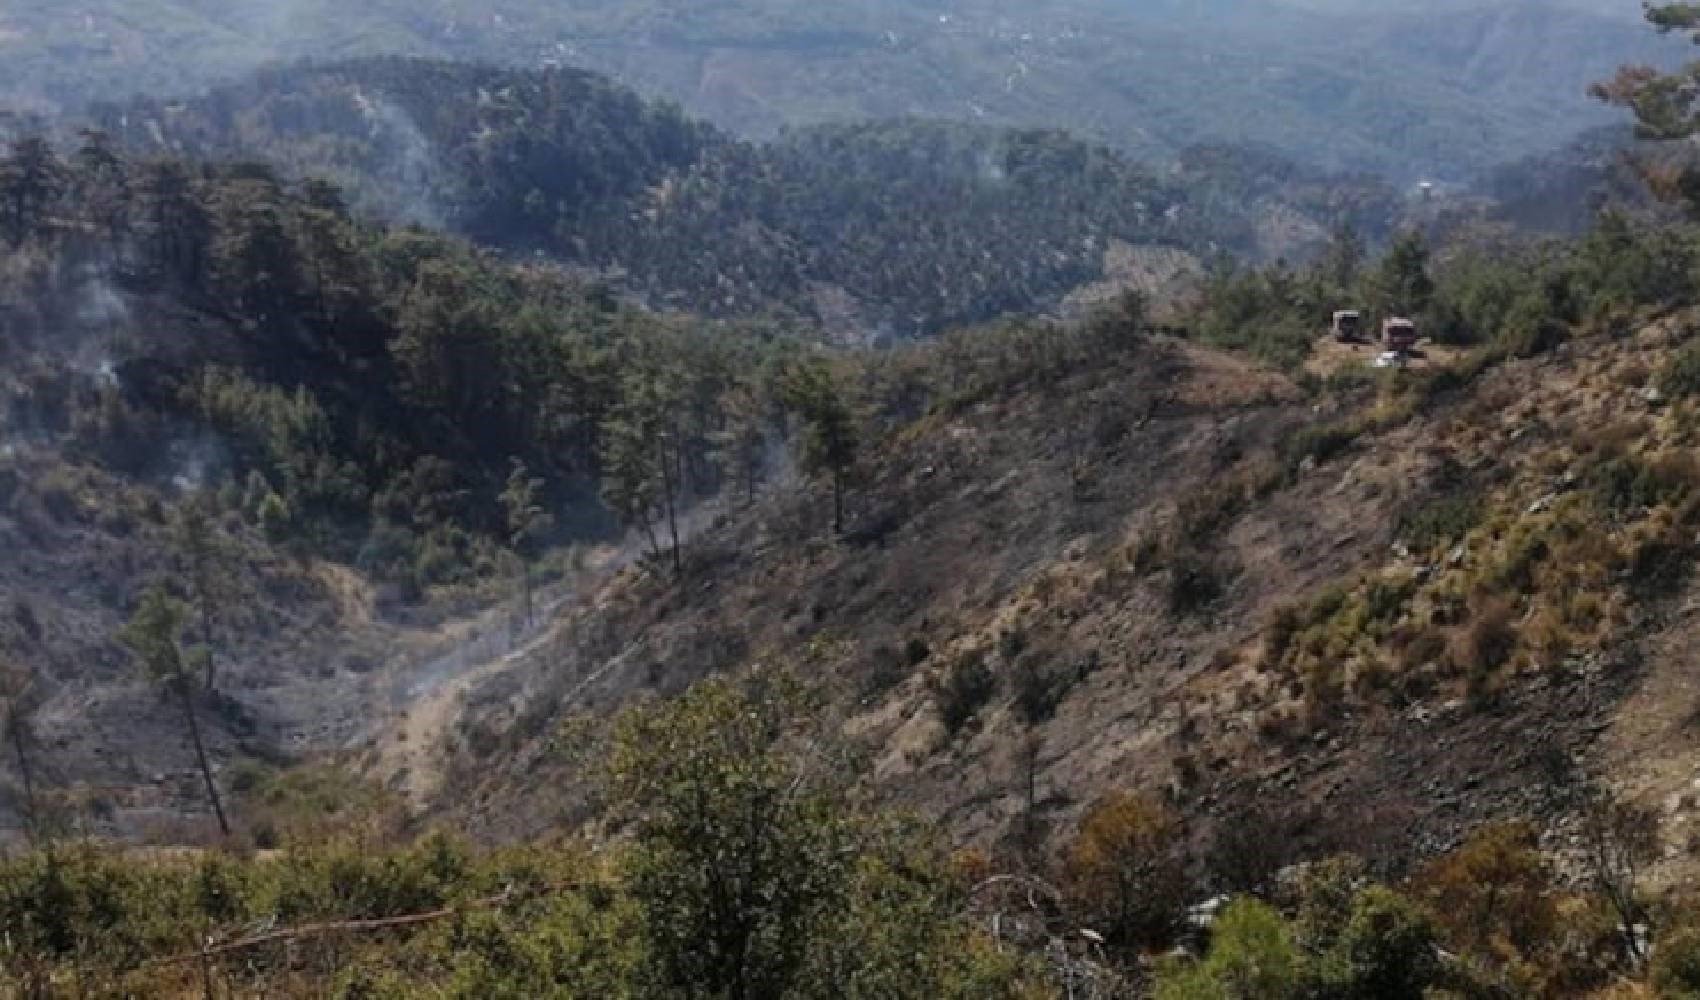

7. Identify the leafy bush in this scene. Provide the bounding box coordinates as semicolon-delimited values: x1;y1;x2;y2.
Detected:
1628;524;1698;599
1333;886;1442;997
1396;488;1483;551
1063;792;1188;952
1156;898;1304;1000
1587;451;1700;516
1362;574;1417;626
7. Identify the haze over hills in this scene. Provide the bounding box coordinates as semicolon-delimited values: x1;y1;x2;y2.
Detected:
74;56;1416;336
18;2;1700;996
0;0;1684;178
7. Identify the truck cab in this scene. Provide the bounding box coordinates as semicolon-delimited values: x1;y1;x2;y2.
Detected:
1331;310;1363;343
1382;317;1418;354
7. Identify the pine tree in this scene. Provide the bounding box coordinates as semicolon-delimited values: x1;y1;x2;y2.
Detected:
1367;229;1434;320
0;136;66;247
785;361;858;536
1320;224;1364;292
118;587;230;837
72;129;131;242
499;458;553;628
599;367;689;576
137;158;211;285
1593;6;1700;213
210;179;304;324
713;378;772;507
600;395;665;567
171;495;232;691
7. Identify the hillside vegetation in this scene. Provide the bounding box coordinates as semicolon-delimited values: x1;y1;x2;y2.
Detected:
13;191;1700;994
73;57;1412;336
17;3;1700;997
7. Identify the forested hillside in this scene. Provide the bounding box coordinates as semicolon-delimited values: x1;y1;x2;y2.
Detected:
85;57;1380;336
1;0;1682;177
0;131;841;588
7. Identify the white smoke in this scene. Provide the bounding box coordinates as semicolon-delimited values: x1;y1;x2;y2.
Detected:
74;275;128;331
167;436;233;495
350;88;448;228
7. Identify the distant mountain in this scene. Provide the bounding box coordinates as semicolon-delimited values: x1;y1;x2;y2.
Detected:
0;0;1684;178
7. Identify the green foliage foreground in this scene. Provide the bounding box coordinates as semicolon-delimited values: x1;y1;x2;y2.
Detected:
0;673;1040;999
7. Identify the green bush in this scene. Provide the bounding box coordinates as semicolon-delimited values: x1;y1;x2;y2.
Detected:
1156;898;1304;1000
1655;926;1700;999
1396;489;1483;551
1282;420;1361;470
1334;886;1441;998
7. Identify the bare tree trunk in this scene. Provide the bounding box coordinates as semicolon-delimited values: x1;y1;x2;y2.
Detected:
831;470;844;536
520;558;533;630
198;932;217;1000
185;546;219;692
177;680;230;837
199;602;218;692
638;508;663;568
658;435;683;576
8;712;37;845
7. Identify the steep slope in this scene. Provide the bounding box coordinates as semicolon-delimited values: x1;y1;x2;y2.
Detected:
421;294;1700;892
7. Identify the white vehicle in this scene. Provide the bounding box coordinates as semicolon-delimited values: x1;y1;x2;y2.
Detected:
1373;351;1406;369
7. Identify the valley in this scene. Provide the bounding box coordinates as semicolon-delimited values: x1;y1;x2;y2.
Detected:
7;2;1700;996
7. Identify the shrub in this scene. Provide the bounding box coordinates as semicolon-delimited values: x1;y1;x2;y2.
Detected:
1334;886;1442;997
1655;926;1700;999
1628;525;1697;599
1282;420;1361;470
861;645;910;699
1393;626;1449;673
1169;548;1231;615
1588;452;1700;517
1263;603;1304;667
933;657;997;733
1396;489;1483;552
1452;598;1519;684
1413;822;1558;962
1175;480;1249;547
1492;294;1567;359
1664;342;1700;400
1012;654;1072;726
1155;899;1303;1000
1063;792;1188;952
1362;574;1416;626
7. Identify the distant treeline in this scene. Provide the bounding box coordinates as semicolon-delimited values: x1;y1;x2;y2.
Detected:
85;57;1405;336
